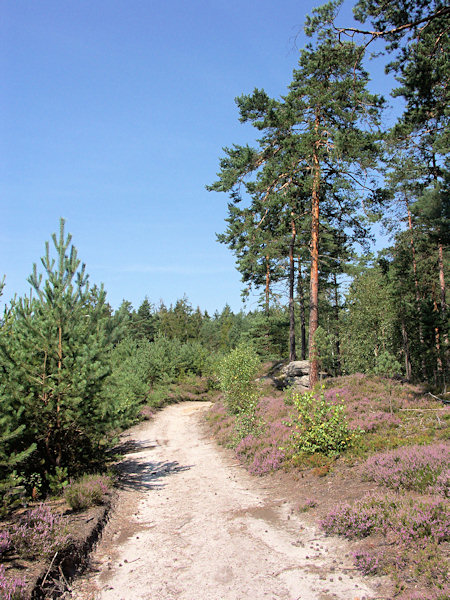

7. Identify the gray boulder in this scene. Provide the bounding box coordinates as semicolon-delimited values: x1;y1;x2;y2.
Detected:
267;360;328;391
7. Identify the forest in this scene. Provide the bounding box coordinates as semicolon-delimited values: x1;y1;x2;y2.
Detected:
0;1;448;597
207;0;448;390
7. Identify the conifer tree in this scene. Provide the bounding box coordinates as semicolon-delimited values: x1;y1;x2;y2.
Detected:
285;0;383;386
349;0;448;383
0;279;36;509
0;219;118;485
209;0;382;386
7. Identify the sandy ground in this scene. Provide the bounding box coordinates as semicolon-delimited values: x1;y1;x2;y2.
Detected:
70;401;382;600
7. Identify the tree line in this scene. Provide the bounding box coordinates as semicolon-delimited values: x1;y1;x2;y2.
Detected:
208;0;448;388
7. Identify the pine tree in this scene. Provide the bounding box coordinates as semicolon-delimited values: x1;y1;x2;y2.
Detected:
284;1;383;386
0;279;36;510
131;297;158;341
0;219;118;485
209;1;383;385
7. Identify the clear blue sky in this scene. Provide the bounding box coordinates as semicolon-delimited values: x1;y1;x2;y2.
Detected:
1;0;398;314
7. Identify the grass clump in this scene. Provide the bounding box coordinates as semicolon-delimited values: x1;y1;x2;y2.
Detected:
64;473;112;511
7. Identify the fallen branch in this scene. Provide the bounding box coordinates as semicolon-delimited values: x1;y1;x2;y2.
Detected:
428;391;449;403
400;407;447;411
40;551;58;588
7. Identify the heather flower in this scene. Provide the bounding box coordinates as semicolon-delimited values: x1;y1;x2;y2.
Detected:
393;499;449;543
435;469;450;498
9;504;70;560
365;443;450;495
0;564;28;600
248;447;285;475
353;550;382;575
321;494;449;544
0;533;11;557
298;499;317;512
320;495;390;538
64;473;112;511
398;585;450;600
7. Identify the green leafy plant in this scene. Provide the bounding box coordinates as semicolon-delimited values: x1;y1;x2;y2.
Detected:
217;343;260;415
46;466;69;496
286;388;360;458
232;393;264;445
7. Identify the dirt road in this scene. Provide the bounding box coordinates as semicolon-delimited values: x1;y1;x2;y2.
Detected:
70;402;379;600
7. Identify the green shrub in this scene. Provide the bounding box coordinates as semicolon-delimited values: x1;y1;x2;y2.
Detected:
286;388;360;458
104;337;150;428
142;334;179;384
232;393;264;445
217;344;260;414
141;335;210;385
46;466;69;495
177;340;209;376
147;385;171;408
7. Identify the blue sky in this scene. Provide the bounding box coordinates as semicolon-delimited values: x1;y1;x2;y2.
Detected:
1;0;398;314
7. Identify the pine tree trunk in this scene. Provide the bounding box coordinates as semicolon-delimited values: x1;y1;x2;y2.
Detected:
289;219;296;362
401;319;412;381
437;241;448;386
333;272;342;376
297;259;307;361
433;289;444;380
431;155;445;384
265;256;270;316
406;198;427;379
56;324;63;467
309;114;321;388
438;242;448;338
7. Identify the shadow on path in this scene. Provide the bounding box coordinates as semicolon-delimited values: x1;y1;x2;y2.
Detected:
116;459;192;492
108;438;158;457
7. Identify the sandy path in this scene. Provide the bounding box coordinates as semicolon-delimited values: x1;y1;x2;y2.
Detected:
70;401;378;600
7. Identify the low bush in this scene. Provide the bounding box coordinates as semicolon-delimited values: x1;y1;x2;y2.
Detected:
298;499;317;512
352;550;383;575
364;443;449;496
0;533;10;558
286;388;360;458
321;493;449;595
320;493;390;538
9;504;70;560
320;493;449;543
64;474;112;511
399;588;450;600
0;564;27;600
147;385;170;408
217;344;260;414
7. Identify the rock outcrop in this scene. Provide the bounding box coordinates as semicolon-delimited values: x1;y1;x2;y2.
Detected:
262;360;328;392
